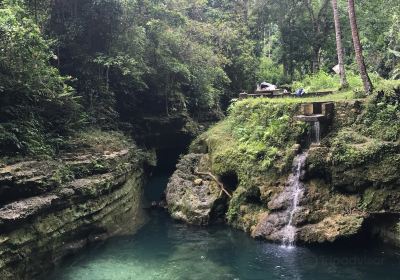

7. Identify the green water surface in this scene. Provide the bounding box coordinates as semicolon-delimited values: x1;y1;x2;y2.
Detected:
46;175;400;280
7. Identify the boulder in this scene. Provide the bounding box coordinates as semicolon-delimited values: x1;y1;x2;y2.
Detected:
166;154;225;225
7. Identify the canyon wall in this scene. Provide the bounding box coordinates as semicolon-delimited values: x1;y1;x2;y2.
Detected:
0;144;147;279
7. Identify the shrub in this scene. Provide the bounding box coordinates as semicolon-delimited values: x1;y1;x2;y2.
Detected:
292;71;339;92
256;57;285;85
292;70;384;93
0;3;82;156
357;83;400;141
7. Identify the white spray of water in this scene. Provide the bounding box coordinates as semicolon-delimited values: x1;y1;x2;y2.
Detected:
281;119;322;248
313;121;320;144
281;152;308;248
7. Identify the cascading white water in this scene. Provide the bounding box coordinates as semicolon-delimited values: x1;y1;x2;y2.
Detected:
281;151;308;248
313;121;320;144
306;121;321;146
280;119;322;248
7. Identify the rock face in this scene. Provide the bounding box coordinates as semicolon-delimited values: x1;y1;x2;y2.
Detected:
250;145;368;244
248;100;400;245
0;147;146;279
166;154;225;225
172;98;400;247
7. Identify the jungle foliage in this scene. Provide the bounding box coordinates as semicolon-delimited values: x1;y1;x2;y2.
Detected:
0;3;81;155
0;0;399;156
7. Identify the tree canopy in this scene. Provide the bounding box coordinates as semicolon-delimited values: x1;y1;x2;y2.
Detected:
0;0;398;155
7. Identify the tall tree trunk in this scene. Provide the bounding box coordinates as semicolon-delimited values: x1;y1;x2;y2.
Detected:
331;0;348;88
347;0;373;93
312;46;321;73
305;0;330;73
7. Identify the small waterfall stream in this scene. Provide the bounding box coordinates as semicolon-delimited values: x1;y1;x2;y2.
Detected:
282;121;321;248
313;121;321;144
307;121;321;146
281;151;308;248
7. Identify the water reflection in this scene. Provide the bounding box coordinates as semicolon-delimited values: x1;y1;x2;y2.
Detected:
46;209;400;280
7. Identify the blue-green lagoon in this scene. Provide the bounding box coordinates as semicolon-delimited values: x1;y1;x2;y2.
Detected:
46;175;400;280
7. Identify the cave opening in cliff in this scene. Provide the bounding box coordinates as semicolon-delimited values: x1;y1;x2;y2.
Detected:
155;148;184;174
144;144;190;204
209;197;229;224
219;171;239;192
360;213;400;247
245;187;263;205
315;213;400;249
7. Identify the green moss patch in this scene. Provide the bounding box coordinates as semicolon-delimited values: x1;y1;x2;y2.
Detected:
190;99;309;227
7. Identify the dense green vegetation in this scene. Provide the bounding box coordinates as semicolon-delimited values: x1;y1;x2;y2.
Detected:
0;0;399;157
197;101;306;176
331;84;400;167
0;4;81;155
190;99;308;223
189;81;400;226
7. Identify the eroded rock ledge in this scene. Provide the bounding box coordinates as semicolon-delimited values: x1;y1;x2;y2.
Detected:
0;147;147;279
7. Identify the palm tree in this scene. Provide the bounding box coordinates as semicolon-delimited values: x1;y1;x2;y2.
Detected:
331;0;348;88
347;0;373;93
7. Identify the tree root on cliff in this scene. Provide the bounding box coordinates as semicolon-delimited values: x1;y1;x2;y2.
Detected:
194;169;232;198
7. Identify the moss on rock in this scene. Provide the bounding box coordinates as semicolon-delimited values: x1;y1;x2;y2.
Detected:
0;131;147;279
174;87;400;246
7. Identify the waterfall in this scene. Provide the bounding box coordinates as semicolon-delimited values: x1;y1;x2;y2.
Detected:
307;121;321;146
281;151;308;248
313;121;320;144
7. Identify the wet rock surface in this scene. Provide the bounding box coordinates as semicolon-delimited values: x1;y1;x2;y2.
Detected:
251;176;369;244
0;147;146;280
251;148;400;245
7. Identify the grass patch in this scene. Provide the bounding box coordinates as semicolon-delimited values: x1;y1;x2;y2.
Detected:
236;90;355;105
292;70;384;93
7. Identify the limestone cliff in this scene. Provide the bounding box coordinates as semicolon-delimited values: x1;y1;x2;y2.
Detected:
166;89;400;247
0;135;147;279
